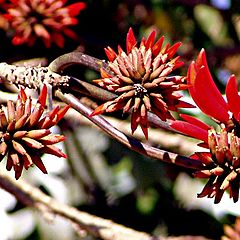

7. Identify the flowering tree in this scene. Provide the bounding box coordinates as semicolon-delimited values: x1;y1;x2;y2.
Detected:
0;1;239;240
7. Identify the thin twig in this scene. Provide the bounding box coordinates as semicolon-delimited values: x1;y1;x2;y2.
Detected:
55;90;203;170
64;107;204;156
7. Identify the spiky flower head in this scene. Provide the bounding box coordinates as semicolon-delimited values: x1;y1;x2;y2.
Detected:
91;27;191;139
0;85;70;179
193;127;240;203
4;0;86;47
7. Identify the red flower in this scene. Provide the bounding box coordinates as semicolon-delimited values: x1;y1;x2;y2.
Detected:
187;48;240;131
172;114;240;203
91;27;192;139
0;85;70;179
171;49;240;203
4;0;86;48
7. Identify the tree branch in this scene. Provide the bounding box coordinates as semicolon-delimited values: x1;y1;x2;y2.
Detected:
55;90;203;170
48;51;108;73
0;170;160;240
0;169;212;240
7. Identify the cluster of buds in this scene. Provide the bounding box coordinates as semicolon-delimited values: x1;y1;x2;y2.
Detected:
91;28;192;139
170;49;240;203
193;127;240;203
0;85;69;179
2;0;86;47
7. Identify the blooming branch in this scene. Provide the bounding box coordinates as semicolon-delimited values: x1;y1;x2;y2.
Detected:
0;85;69;179
171;49;240;203
90;28;193;139
55;90;203;170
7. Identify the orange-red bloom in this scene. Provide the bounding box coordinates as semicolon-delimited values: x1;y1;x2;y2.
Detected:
4;0;86;47
91;27;192;139
172;114;240;203
171;49;240;203
0;85;70;179
187;48;240;131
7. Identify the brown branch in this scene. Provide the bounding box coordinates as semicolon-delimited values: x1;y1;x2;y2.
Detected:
64;107;204;156
48;51;119;101
0;62;70;89
48;51;108;73
55;90;203;170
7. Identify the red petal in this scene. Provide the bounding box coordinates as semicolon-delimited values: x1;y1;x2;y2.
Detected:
19;87;27;102
167;42;182;59
140;124;148;139
32;155;47;174
90;101;114;116
52;32;65;48
14;164;23;180
226;74;240;119
131;110;140;134
179;113;211;130
63;28;79;40
12;35;26;45
152;36;165;56
140;37;146;47
176;100;195;108
145;30;156;50
57;105;71;121
126;27;137;54
104;47;117;62
38;84;47;106
196;48;208;69
170;120;208;143
42;145;67;158
67;2;86;16
187;59;229;123
100;68;113;78
48;106;60;119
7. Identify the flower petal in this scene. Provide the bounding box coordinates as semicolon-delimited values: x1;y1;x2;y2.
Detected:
126;27;137;54
67;2;86;17
188;58;229;123
170;120;208;143
179;113;211;130
226;74;240;120
145;30;156;50
104;47;117;62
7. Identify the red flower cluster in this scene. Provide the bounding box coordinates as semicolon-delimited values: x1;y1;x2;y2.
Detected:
91;28;192;139
171;49;240;203
2;0;86;47
0;85;69;179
